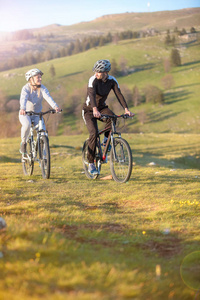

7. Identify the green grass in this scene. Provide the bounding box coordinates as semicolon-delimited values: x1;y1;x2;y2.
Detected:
0;133;200;299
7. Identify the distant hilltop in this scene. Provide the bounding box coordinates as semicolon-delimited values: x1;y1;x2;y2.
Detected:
0;7;200;36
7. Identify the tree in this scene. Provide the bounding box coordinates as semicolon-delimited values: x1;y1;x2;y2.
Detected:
110;59;118;77
132;85;141;107
119;56;128;76
49;65;56;78
112;33;119;45
161;74;174;90
190;27;196;33
180;28;187;36
163;58;171;73
165;33;171;46
73;39;82;54
43;50;53;61
170;48;181;67
0;89;7;111
143;85;164;104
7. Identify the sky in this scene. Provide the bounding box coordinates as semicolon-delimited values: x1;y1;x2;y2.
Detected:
0;0;199;32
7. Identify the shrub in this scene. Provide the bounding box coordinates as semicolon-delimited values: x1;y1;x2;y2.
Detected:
170;48;181;67
163;58;171;73
161;74;174;90
132;85;142;107
143;85;164;104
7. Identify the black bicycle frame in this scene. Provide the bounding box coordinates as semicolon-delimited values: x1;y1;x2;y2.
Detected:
97;117;121;162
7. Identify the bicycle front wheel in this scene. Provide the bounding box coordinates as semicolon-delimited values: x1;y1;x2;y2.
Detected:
82;138;101;179
39;135;50;179
110;137;132;183
22;139;34;176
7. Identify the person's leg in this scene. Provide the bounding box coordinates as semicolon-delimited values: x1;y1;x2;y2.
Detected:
82;110;98;164
19;114;31;153
100;107;115;139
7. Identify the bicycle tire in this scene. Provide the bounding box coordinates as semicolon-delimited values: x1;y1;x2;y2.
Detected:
110;137;132;183
22;138;34;176
82;138;101;179
40;135;50;179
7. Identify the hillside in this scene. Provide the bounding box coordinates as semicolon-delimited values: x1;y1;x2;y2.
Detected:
0;32;199;138
0;7;200;63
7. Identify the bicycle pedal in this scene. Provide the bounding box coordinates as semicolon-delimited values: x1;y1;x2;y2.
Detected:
21;155;27;162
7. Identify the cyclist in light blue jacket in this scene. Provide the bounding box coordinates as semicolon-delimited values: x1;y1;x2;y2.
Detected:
19;68;61;154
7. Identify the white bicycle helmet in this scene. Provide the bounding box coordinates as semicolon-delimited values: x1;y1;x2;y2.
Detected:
25;68;43;81
93;59;111;73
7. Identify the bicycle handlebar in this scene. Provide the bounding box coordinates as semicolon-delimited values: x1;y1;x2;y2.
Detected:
100;114;134;120
26;109;62;116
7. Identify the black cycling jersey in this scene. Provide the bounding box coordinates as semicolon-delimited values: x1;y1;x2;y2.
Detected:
83;74;128;112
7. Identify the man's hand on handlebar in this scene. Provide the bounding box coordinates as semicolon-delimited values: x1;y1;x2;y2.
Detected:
125;108;135;117
93;107;101;118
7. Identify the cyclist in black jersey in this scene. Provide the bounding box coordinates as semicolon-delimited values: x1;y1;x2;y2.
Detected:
82;59;134;175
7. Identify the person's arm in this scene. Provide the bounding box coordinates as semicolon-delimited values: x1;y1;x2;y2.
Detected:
112;78;134;116
87;76;101;118
112;78;128;109
41;85;61;111
87;76;98;108
19;85;29;115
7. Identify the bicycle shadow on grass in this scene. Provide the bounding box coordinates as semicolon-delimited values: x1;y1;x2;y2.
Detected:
50;144;75;150
0;156;21;164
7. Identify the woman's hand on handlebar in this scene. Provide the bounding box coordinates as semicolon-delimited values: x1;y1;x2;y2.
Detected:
55;107;62;113
20;109;26;115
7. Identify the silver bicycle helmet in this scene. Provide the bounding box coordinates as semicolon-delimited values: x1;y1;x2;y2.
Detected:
25;68;43;81
93;59;111;73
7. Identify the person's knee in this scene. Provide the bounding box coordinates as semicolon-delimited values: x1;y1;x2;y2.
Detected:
22;121;31;134
90;130;98;139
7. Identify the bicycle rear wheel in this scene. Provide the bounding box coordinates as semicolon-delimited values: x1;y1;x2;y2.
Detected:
110;137;132;183
39;135;50;179
82;138;101;179
22;139;34;176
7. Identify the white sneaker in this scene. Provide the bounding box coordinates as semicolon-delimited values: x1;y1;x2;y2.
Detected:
88;163;98;175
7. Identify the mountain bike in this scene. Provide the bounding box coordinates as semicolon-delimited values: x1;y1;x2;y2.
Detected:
82;114;133;183
22;109;58;179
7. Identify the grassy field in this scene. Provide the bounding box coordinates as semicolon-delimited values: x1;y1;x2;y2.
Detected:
0;133;200;299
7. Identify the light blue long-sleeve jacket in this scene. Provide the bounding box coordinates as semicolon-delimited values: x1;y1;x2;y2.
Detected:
20;83;58;112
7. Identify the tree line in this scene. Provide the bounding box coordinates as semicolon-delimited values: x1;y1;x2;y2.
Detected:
0;29;157;72
1;26;195;72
